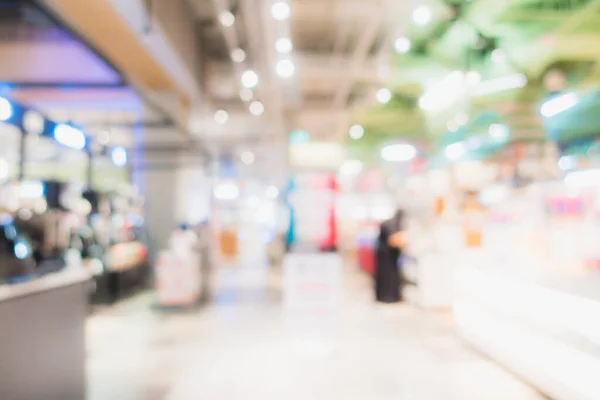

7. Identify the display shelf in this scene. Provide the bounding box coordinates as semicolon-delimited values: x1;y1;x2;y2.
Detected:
455;264;600;400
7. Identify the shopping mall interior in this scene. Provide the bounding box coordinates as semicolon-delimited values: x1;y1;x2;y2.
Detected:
2;0;600;399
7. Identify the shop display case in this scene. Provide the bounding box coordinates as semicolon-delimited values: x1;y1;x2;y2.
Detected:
455;178;600;400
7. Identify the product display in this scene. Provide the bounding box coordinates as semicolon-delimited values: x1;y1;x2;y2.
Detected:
454;174;600;400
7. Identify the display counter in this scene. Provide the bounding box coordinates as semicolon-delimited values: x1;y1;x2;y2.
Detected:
455;259;600;400
0;269;90;400
91;240;149;304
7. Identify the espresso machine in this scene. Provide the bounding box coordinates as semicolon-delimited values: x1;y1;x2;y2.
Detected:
0;213;36;282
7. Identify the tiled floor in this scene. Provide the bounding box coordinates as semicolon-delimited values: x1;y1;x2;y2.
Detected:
86;261;546;400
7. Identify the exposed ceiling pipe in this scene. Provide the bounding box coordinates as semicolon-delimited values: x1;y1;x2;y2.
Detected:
239;0;285;134
329;1;353;68
332;11;382;108
209;0;248;99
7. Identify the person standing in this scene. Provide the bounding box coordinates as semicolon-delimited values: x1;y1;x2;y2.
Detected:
374;210;405;303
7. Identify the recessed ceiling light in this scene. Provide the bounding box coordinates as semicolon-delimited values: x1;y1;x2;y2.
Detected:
394;37;411;54
214;109;229;124
231;48;246;63
53;124;86;150
376;88;392;104
214;182;239;200
276;59;295;78
445;142;466;160
241;70;259;88
249;101;264;116
381;143;417;162
111;146;128;167
412;6;432;25
219;10;235;27
540;92;578;118
349;124;364;140
240;88;253;102
488;124;509;140
271;2;290;20
340;160;363;176
276;37;293;53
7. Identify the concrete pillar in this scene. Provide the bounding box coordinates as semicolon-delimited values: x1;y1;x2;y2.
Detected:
141;150;180;258
132;134;211;260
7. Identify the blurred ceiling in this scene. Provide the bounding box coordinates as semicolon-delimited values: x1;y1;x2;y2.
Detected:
3;0;600;174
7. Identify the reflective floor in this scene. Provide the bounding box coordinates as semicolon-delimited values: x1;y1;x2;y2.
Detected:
87;261;545;400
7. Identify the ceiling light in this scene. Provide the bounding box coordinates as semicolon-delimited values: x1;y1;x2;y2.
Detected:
276;59;295;78
276;37;293;53
241;70;259;88
241;151;255;165
340;160;363;176
271;2;290;20
266;185;279;199
249;101;264;116
214;182;240;200
469;73;527;97
419;71;465;111
380;143;417;162
0;97;13;121
349;124;364;139
219;10;235;27
558;155;577;171
240;88;253;102
111;146;128;167
412;6;432;25
231;48;246;63
23;110;44;135
394;37;411;54
53;124;86;150
214;109;229;124
376;88;392;104
540;92;578;118
466;71;481;85
445;142;466;160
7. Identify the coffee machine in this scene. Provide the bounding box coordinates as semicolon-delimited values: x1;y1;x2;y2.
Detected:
0;213;35;281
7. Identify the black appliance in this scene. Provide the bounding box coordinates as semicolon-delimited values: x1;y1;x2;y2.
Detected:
0;215;35;281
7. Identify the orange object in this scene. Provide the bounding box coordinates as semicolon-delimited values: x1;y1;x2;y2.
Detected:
219;230;238;258
464;230;482;248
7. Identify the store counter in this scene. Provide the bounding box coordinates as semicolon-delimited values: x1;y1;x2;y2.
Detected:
0;269;90;400
455;261;600;400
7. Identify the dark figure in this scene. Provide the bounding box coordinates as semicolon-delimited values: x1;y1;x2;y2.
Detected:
375;210;405;303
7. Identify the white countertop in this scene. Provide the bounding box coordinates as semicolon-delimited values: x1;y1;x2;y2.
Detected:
0;268;91;302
